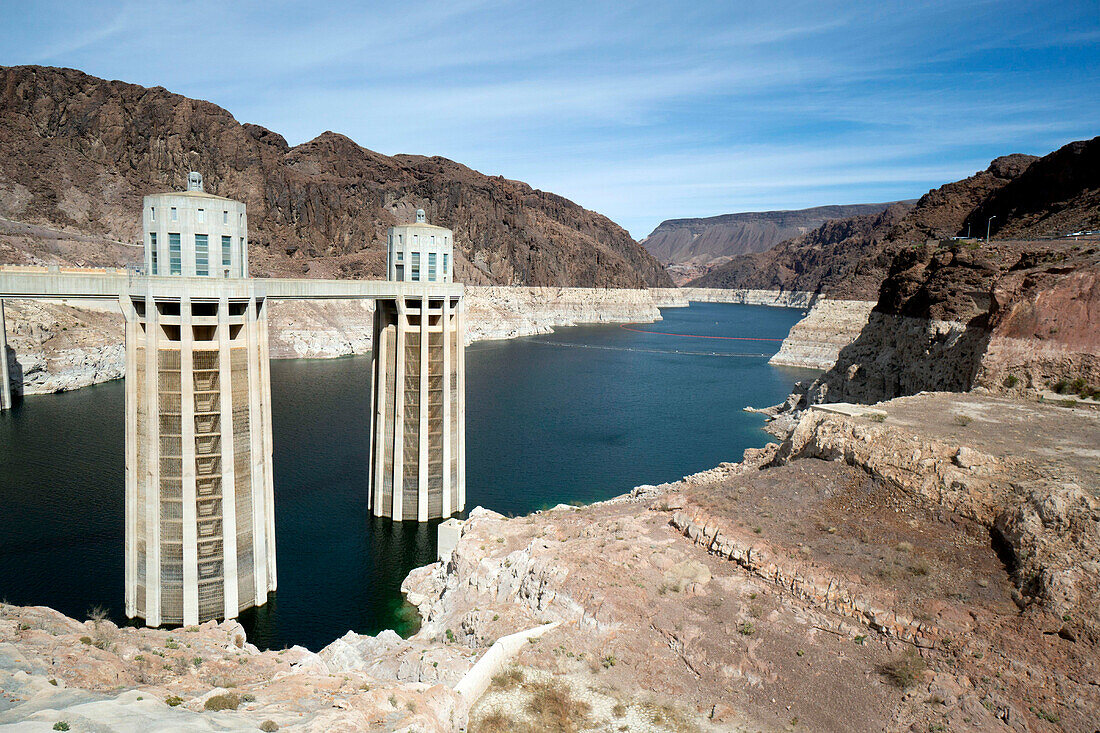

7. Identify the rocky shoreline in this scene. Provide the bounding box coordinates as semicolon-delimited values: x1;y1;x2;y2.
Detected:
2;390;1096;731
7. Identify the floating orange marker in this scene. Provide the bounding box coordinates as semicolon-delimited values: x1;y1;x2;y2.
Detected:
619;324;785;342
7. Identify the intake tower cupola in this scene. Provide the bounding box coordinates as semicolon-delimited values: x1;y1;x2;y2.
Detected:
386;209;453;283
143;172;248;278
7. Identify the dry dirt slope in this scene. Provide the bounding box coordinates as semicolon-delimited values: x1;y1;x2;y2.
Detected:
0;65;672;288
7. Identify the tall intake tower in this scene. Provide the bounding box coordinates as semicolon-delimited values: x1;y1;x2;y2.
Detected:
124;172;276;627
369;209;466;520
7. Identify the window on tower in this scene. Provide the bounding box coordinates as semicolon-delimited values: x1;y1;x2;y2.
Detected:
169;233;182;274
195;234;209;275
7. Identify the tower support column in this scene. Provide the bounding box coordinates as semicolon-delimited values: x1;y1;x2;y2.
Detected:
369;289;465;521
0;300;11;411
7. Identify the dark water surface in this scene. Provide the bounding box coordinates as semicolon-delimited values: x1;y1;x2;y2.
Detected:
0;303;816;650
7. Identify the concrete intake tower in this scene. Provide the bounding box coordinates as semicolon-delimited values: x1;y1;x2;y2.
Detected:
125;172;276;627
369;209;466;520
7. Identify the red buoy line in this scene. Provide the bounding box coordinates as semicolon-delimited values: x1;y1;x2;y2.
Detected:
618;324;785;342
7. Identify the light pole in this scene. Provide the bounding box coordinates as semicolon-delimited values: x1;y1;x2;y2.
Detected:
986;216;996;243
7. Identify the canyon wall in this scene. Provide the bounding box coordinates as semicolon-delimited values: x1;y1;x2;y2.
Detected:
780;240;1100;409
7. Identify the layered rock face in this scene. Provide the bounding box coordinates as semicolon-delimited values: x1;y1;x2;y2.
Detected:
768;298;876;370
794;240;1100;405
698;141;1100;392
0;65;671;288
687;203;915;295
651;286;816;308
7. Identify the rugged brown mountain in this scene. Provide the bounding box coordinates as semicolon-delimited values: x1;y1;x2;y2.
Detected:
689;153;1045;297
962;136;1100;240
642;202;907;284
0;65;671;287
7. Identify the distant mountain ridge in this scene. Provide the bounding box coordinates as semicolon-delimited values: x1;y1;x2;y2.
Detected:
0;65;672;288
642;201;910;284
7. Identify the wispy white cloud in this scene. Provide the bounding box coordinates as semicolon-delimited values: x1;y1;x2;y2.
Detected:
0;0;1096;238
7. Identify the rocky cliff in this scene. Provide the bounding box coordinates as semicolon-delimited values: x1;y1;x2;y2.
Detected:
0;65;671;288
780;239;1100;407
768;298;877;370
963;136;1100;240
642;202;906;284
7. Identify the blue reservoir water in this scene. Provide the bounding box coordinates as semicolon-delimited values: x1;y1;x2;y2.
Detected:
0;303;816;650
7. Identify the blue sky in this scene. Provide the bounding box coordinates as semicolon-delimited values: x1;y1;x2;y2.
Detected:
2;1;1098;238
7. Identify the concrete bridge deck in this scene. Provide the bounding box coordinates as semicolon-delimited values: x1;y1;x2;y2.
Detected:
0;268;464;301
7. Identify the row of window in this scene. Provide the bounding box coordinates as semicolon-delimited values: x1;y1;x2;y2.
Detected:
389;233;450;247
149;233;243;276
393;251;449;282
150;207;244;227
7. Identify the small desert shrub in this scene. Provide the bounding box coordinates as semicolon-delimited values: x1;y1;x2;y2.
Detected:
165;695;184;707
53;723;70;731
1053;380;1068;394
490;666;524;690
79;636;93;645
869;413;886;423
525;681;591;733
260;722;279;732
739;622;755;636
909;560;931;576
952;415;972;427
878;651;926;688
612;702;627;717
473;710;515;733
1003;374;1018;388
895;541;914;553
204;693;240;711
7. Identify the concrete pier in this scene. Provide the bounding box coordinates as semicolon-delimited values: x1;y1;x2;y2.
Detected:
0;299;10;410
369;211;465;521
123;287;277;626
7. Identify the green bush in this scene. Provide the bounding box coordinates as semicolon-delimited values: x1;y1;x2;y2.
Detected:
165;696;184;707
260;722;279;732
53;723;70;732
204;692;240;711
1003;375;1018;388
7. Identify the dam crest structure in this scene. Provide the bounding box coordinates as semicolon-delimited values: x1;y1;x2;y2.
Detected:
0;174;466;627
